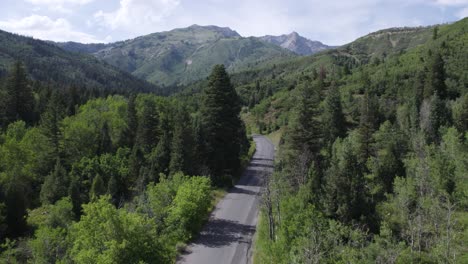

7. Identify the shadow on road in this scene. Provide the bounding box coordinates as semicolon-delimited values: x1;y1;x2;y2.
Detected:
229;186;258;196
251;158;274;162
249;163;274;169
195;218;256;248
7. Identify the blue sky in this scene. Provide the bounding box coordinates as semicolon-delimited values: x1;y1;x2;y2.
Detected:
0;0;467;45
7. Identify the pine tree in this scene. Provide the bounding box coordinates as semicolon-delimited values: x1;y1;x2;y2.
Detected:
286;81;322;175
322;137;369;224
136;99;159;154
425;52;447;99
169;106;194;175
40;90;65;163
200;65;245;185
107;175;118;204
120;94;138;148
4;61;34;124
322;83;346;146
40;158;69;205
426;93;450;143
66;86;80;116
4;180;28;237
90;174;105;200
97;121;112;155
356;89;379;166
149;129;171;180
68;177;82;218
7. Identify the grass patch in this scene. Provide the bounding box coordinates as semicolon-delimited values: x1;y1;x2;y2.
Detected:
266;129;283;149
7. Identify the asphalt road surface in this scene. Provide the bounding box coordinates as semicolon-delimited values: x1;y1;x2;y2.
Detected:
177;135;275;264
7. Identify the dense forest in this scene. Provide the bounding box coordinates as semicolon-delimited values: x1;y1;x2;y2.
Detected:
0;14;466;264
250;19;468;263
0;63;250;263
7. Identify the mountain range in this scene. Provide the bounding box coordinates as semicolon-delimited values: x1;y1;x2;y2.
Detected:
56;25;303;86
0;23;449;91
0;29;157;93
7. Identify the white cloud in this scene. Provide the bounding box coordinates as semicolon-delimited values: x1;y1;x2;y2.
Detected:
456;7;468;17
0;15;104;43
25;0;94;5
24;0;94;13
94;0;180;33
435;0;468;6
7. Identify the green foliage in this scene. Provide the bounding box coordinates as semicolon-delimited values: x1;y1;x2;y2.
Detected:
28;198;74;263
253;17;468;264
40;159;69;205
322;84;346;146
1;61;34;125
59;25;294;86
200;65;247;185
0;29;158;94
69;196;168;264
167;176;212;241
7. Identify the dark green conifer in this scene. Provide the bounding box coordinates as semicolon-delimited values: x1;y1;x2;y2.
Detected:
200;65;245;185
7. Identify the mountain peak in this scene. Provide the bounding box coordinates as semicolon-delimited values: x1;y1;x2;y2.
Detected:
288;31;300;37
186;24;240;38
259;32;332;55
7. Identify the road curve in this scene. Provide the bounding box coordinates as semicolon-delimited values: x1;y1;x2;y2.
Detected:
177;135;275;264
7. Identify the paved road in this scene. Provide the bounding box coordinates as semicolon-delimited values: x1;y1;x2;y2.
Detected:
177;135;275;264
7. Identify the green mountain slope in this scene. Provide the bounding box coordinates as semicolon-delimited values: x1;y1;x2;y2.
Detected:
57;25;296;86
243;18;468;264
0;29;158;93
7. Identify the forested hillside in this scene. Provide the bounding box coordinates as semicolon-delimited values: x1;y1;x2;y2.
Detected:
0;30;158;94
57;25;295;87
0;10;467;264
248;18;468;263
0;63;249;262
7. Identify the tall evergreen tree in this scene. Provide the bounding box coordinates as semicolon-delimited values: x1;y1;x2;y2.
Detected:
200;65;246;185
169;106;194;175
323;136;369;225
4;61;34;124
97;121;112;155
425;52;447;99
90;174;106;200
148;116;172;180
356;90;379;166
322;83;346;146
136;99;159;154
4;180;28;237
426;93;450;143
40;158;69;205
40;90;65;163
286;80;322;184
120;94;138;148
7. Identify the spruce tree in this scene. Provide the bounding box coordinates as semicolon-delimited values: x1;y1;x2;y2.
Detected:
169;106;194;175
136;99;159;154
97;121;112;155
322;83;346;146
286;80;322;178
200;65;245;185
40;158;69;205
90;174;106;200
149;127;171;180
356;90;379;166
40;90;65;163
68;177;82;218
323;137;368;224
4;61;34;124
425;52;447;99
426;93;450;143
120;94;138;148
4;180;28;237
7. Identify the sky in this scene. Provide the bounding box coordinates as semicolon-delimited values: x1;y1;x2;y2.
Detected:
0;0;467;45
